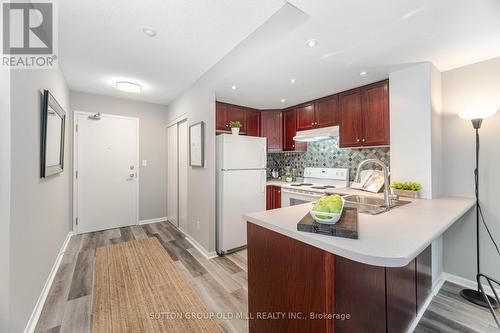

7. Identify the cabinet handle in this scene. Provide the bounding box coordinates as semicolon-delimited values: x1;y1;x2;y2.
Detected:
356;138;360;142
292;144;295;148
362;138;366;143
311;122;314;125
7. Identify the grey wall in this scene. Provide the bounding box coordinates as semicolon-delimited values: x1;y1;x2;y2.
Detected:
442;56;500;280
0;68;11;333
9;69;71;332
70;91;169;221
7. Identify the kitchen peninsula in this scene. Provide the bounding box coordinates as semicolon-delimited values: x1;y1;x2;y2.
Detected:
244;192;474;333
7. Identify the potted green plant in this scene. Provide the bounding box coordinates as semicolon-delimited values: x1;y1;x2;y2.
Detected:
229;121;242;135
390;182;422;199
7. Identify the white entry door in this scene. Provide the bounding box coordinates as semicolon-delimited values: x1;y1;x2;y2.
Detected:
167;123;178;226
178;120;188;232
74;112;139;233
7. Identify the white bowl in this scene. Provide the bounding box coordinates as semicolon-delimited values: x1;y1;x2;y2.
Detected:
310;198;344;225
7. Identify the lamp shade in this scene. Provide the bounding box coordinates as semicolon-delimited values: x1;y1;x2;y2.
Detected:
458;108;497;120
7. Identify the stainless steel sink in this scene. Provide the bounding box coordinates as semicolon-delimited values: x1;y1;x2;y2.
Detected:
343;194;411;215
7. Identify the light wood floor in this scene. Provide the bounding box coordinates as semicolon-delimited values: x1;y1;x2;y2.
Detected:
35;221;498;333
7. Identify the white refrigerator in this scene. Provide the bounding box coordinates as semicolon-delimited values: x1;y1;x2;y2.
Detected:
216;134;267;254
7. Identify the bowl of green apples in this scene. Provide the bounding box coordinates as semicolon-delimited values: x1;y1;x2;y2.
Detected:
310;195;345;224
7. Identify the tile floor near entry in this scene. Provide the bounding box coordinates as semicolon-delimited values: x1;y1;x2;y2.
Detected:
35;221;497;333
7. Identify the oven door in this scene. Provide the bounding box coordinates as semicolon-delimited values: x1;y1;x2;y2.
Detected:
281;189;325;207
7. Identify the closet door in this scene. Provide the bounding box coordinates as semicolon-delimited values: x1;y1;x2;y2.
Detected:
167;124;178;226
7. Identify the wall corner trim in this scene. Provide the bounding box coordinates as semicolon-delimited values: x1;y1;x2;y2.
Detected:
138;217;168;225
24;232;73;333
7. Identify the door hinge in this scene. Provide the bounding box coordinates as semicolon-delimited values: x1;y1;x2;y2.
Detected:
75;217;78;225
75;170;78;179
76;124;78;132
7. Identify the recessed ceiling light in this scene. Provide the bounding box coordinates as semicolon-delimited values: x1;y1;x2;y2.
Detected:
115;81;142;93
360;71;368;76
231;85;237;90
280;99;286;103
142;27;157;37
306;39;318;47
289;78;296;84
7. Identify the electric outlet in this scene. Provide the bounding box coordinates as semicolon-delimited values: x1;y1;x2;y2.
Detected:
196;221;201;230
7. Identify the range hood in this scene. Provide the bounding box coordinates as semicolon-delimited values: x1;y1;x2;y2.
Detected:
293;126;339;142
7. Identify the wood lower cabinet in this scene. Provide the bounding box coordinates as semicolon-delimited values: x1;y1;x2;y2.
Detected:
247;224;433;333
266;185;281;210
283;108;306;152
416;245;432;312
260;111;282;151
248;223;334;333
339;80;389;148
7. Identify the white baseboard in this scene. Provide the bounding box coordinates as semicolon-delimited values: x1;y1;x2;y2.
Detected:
407;273;446;333
166;220;218;259
138;217;168;225
443;272;500;296
24;232;73;333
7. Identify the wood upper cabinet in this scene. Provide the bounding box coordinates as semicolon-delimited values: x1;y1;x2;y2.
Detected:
315;95;339;128
226;104;246;133
339;80;389;148
296;103;316;131
216;101;228;131
283;108;306;152
362;80;389;146
245;108;260;137
339;89;363;148
260;111;282;151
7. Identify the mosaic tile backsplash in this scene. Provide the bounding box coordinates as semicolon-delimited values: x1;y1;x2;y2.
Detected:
267;137;390;181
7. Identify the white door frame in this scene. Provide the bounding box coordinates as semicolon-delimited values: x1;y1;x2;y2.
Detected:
73;111;140;234
165;113;188;228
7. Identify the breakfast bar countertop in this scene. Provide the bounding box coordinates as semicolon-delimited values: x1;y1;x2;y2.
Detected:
244;191;474;267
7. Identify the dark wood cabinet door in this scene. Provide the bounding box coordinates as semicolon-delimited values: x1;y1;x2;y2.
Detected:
386;260;417;333
296;103;315;131
216;101;228;131
226;104;246;132
272;186;281;209
245;108;260;137
315;95;339;128
361;80;389;146
335;256;386;333
266;186;273;210
283;109;306;152
416;245;432;313
339;89;363;148
248;223;334;333
260;111;283;151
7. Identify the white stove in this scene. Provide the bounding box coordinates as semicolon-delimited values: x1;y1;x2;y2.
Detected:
281;167;349;207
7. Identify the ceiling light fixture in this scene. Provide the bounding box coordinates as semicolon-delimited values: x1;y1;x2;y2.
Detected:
231;85;237;90
142;27;157;37
360;71;368;76
289;78;296;84
115;81;142;93
280;99;286;103
306;39;318;47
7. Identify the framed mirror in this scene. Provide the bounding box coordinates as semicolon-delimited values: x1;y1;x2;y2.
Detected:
41;89;66;178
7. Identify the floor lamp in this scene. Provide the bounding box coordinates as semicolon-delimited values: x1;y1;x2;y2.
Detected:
458;108;499;308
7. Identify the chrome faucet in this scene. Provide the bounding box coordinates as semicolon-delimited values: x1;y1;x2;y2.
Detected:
355;159;394;208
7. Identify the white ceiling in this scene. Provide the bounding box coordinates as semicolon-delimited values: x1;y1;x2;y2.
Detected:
60;0;500;108
59;0;285;105
216;0;500;109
